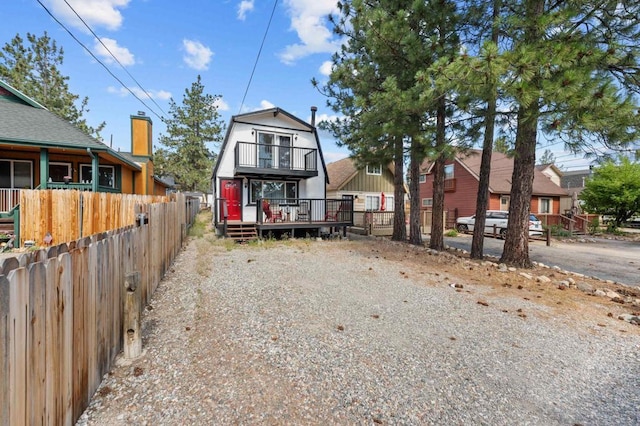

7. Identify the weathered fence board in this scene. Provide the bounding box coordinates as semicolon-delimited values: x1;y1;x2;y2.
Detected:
1;193;193;425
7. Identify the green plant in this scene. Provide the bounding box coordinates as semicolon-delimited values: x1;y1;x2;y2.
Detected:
546;224;571;237
587;217;600;235
445;229;458;237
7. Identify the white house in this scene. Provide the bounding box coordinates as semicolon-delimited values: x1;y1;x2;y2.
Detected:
212;107;351;239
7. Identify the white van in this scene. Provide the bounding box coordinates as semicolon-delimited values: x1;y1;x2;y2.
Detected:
456;210;543;238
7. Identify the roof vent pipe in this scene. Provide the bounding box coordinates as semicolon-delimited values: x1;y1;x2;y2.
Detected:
311;106;317;127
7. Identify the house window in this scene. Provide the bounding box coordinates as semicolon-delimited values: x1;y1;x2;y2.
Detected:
444;164;454;180
419;174;426;183
49;162;72;183
257;132;292;169
365;195;380;210
385;195;394;211
539;198;551;214
500;196;510;210
80;164;116;188
366;165;382;175
0;159;33;189
250;180;297;204
422;198;433;207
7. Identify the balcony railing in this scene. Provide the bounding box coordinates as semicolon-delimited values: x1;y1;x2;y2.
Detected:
234;141;318;176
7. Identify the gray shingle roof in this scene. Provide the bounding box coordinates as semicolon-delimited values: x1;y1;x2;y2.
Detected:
0;80;140;169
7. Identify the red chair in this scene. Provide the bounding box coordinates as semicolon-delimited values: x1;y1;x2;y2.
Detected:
262;200;283;222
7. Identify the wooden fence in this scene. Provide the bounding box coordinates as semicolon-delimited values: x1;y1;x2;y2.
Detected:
18;190;168;247
1;193;193;425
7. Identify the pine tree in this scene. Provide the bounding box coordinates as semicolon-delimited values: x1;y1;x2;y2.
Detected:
154;75;225;193
0;32;105;138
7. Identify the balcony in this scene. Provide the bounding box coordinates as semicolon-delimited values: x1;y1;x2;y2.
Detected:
234;141;318;178
444;178;456;192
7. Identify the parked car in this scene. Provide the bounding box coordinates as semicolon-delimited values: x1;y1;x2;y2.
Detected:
456;210;543;238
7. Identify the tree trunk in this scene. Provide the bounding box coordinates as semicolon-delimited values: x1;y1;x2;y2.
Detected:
408;146;422;245
392;136;407;241
500;105;537;267
470;0;501;260
429;97;447;251
500;0;543;268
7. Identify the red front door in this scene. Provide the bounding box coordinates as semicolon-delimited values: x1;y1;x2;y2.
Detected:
220;179;242;220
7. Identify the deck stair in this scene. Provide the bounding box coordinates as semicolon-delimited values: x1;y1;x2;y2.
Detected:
0;216;14;235
226;223;258;242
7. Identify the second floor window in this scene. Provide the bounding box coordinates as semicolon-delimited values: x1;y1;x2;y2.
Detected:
257;132;292;169
366;165;382;175
444;164;454;180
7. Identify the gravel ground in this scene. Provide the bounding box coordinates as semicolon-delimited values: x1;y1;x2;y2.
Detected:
76;236;640;426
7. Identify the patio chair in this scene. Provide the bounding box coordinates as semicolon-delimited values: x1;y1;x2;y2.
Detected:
297;201;310;222
262;200;283;223
325;201;344;222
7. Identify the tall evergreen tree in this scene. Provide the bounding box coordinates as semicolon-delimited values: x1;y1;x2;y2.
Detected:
154;75;225;193
317;0;462;245
0;32;105;138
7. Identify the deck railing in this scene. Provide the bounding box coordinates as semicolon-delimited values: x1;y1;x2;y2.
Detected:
0;188;20;213
257;197;353;225
234;141;317;172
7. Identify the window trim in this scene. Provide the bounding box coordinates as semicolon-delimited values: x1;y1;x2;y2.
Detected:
79;164;116;188
365;194;380;210
539;197;552;214
0;158;33;189
444;164;454;180
419;174;426;183
422;198;433;208
366;165;382;176
49;162;72;182
249;179;298;205
256;131;293;169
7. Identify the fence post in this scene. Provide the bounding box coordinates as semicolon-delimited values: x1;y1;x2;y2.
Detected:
124;272;142;359
546;228;551;246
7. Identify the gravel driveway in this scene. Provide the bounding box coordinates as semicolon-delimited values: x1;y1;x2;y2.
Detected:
77;237;640;425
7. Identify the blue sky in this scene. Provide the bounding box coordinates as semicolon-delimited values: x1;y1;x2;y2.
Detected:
1;0;596;170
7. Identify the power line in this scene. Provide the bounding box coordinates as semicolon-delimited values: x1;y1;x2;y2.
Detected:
239;0;279;113
61;0;168;117
35;0;165;122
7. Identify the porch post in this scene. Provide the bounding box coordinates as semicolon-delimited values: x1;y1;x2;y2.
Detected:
39;148;49;189
91;153;99;192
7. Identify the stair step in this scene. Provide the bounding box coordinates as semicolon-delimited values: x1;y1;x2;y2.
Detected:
226;224;258;242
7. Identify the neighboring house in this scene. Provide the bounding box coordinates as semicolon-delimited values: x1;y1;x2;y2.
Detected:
535;163;563;186
560;168;592;215
419;150;568;223
326;157;398;211
0;79;170;214
212;106;352;239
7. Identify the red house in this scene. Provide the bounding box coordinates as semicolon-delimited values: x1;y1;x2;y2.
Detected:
419;150;568;226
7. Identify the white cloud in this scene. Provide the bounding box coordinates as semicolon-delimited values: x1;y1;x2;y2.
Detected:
93;37;135;66
214;98;230;111
182;39;213;71
324;151;350;163
319;60;333;76
47;0;130;31
279;0;341;64
107;86;171;100
237;0;255;20
260;100;276;109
